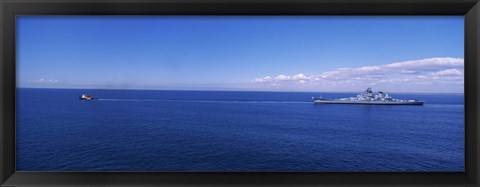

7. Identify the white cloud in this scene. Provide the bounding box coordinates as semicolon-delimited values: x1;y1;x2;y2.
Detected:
293;73;309;80
252;76;272;83
253;73;312;83
357;66;381;72
28;78;59;84
417;75;428;79
251;57;464;90
401;70;416;74
431;69;463;76
384;57;463;69
275;75;290;80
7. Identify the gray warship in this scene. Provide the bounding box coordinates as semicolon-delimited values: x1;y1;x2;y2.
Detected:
312;88;424;105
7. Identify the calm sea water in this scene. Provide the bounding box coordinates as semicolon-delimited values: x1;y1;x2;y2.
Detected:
16;88;464;171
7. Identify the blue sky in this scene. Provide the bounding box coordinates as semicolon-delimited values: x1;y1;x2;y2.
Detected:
17;16;464;93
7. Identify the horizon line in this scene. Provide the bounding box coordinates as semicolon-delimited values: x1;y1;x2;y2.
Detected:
16;87;465;95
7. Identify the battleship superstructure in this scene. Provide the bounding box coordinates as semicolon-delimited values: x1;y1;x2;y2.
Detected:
312;88;424;105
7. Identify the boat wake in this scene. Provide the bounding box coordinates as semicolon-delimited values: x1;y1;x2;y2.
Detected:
96;98;310;104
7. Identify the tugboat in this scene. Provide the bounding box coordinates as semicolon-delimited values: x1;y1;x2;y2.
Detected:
312;88;424;105
79;94;94;100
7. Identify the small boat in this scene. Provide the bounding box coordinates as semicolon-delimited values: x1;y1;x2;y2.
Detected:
79;94;94;100
312;88;424;105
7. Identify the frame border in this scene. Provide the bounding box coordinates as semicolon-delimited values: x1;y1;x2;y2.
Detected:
1;0;479;186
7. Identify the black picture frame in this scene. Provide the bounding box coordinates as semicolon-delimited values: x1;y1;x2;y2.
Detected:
1;0;479;186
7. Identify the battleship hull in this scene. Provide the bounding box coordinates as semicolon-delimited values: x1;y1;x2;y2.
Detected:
312;88;425;105
313;98;424;105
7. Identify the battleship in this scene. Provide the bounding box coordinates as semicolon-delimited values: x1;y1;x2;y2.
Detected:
312;88;424;105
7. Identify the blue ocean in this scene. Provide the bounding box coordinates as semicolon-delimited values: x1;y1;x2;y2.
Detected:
16;88;464;171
